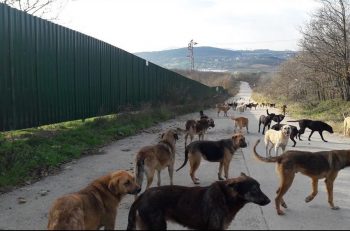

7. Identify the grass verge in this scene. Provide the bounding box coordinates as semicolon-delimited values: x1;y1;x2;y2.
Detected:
0;100;226;191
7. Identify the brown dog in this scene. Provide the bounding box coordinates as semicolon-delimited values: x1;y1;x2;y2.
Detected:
231;116;249;134
184;118;215;147
253;139;350;215
216;104;231;117
47;170;140;230
177;134;248;184
126;173;270;230
134;129;178;195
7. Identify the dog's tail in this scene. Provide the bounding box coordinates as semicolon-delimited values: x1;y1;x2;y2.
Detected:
127;196;141;230
253;139;279;163
176;146;189;172
134;154;145;189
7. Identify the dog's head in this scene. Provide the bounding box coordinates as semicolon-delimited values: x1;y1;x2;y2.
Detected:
232;133;247;148
225;173;270;206
108;171;141;196
326;123;334;134
161;129;179;144
281;125;291;136
208;118;215;128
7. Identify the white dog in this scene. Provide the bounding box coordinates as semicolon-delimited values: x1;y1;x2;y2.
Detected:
343;113;350;137
264;125;291;156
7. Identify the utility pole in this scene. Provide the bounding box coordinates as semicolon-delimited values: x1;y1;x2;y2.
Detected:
187;39;198;71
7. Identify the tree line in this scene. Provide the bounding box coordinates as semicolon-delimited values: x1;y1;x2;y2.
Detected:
256;0;350;102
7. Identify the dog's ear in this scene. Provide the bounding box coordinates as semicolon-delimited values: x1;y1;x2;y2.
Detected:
108;177;120;195
240;172;247;177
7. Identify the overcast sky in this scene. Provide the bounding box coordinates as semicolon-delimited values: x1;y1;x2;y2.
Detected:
57;0;321;53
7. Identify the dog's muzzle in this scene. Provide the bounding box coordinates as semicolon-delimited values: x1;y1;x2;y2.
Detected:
130;187;142;195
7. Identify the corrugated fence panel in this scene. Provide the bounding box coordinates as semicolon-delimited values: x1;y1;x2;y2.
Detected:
0;5;11;130
0;3;215;131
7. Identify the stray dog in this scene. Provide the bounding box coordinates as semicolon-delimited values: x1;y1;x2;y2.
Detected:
264;125;291;156
282;105;287;115
134;129;178;195
258;110;277;135
253;139;350;215
127;173;270;230
231;116;249;134
47;170;140;230
176;134;248;184
217;104;231;116
271;123;299;147
287;119;334;142
185;118;215;146
343;113;350;136
228;102;238;110
268;109;285;125
236;104;246;113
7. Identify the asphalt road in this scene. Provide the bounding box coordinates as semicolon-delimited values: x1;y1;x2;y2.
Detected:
0;81;349;230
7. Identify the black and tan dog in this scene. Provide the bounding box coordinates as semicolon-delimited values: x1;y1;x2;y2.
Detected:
184;118;215;147
127;173;270;230
48;171;140;230
134;129;178;196
177;134;247;184
253;139;350;215
287;119;334;142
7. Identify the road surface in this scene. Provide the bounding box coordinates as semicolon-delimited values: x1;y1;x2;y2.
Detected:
0;82;349;230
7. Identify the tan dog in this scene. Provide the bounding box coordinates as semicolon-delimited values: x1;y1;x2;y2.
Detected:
253;139;350;215
231;116;249;134
216;104;231;117
177;134;248;184
264;125;291;156
47;170;140;230
184;118;215;146
343;113;350;136
134;129;178;195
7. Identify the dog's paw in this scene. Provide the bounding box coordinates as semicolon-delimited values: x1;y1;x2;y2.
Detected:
277;210;285;216
281;202;288;208
331;206;340;210
305;196;314;203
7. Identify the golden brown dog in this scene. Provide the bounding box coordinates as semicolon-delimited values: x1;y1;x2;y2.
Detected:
216;104;231;117
47;170;140;230
231;116;249;134
253;139;350;215
184;118;215;147
134;129;178;195
264;125;291;156
177;134;248;184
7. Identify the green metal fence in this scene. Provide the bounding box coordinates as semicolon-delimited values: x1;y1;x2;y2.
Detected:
0;4;215;131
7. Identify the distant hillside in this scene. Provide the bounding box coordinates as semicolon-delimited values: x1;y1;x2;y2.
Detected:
134;46;296;72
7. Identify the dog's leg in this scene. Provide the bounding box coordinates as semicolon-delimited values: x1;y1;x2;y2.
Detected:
189;154;201;184
269;144;274;157
275;167;295;215
168;164;174;185
325;173;340;210
308;130;315;141
298;127;305;141
218;161;224;180
319;131;328;142
305;177;318;203
246;122;249;134
157;170;161;186
145;168;155;189
290;135;296;147
276;188;288;208
223;161;230;180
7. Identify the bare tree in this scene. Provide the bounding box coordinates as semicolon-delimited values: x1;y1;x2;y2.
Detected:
299;0;350;100
0;0;68;20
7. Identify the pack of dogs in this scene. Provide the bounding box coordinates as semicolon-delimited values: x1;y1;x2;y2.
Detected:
46;99;350;230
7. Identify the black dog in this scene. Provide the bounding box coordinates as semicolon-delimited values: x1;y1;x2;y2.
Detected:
287;119;334;142
271;123;299;147
199;110;209;120
127;173;270;230
268;110;285;125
